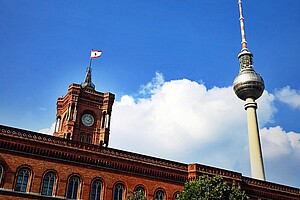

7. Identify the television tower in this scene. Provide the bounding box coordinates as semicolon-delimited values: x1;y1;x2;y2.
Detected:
233;0;266;181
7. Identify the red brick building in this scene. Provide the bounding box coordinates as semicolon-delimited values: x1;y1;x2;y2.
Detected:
0;68;300;200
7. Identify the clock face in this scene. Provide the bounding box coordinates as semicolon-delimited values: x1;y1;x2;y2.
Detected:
81;114;94;127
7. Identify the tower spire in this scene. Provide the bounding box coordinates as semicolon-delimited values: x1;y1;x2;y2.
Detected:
233;0;266;181
238;0;247;50
81;66;95;90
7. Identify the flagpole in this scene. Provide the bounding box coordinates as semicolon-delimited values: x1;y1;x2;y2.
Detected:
89;49;93;68
89;58;92;68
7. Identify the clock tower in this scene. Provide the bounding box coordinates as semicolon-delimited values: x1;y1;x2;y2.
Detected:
53;66;115;147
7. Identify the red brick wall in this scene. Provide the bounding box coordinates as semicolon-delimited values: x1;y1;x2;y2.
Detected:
0;151;183;200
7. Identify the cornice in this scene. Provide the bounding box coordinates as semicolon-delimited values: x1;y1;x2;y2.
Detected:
188;163;243;181
0;125;187;183
243;177;300;199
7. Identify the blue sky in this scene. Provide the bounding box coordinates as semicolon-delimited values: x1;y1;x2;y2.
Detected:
1;0;300;188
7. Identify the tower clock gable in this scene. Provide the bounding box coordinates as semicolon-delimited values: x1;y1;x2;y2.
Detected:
53;67;115;147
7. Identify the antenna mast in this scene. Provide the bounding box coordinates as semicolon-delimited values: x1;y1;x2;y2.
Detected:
238;0;247;50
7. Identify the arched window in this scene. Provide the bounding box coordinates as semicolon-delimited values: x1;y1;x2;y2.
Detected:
86;134;92;144
55;117;61;132
66;176;80;199
62;114;67;126
66;133;71;141
113;183;124;200
173;191;180;200
0;165;3;185
101;112;106;129
70;103;75;121
155;189;165;200
15;168;31;192
91;180;102;200
80;133;85;143
105;114;110;128
135;186;145;196
41;172;56;196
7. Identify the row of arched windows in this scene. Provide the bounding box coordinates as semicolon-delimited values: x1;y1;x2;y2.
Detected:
80;132;92;144
0;165;178;200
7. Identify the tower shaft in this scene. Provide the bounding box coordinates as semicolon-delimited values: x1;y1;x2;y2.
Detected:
245;98;265;180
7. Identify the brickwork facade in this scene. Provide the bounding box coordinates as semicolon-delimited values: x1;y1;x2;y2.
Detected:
0;125;300;200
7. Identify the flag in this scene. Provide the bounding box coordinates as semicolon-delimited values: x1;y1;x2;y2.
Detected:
90;50;102;58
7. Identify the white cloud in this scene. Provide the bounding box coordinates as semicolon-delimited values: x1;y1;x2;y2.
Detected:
261;126;300;159
261;126;300;186
38;122;55;135
261;127;293;158
275;86;300;109
110;73;277;175
257;91;276;125
139;72;164;95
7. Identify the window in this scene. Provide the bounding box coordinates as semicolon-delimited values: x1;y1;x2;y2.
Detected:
41;172;56;196
101;112;106;129
105;114;110;128
155;190;165;200
66;133;71;141
55;117;61;132
91;180;102;200
113;183;124;200
80;133;85;143
67;176;80;199
15;168;31;192
87;134;92;144
0;165;3;185
135;186;145;196
70;103;75;121
173;192;180;200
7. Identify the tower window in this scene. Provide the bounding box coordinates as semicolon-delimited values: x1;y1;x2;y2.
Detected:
80;133;85;143
155;189;165;200
113;183;125;200
101;112;106;129
87;134;92;144
41;172;56;196
55;117;61;132
66;133;71;141
91;180;102;200
15;168;31;192
66;176;80;199
105;114;110;128
70;103;75;121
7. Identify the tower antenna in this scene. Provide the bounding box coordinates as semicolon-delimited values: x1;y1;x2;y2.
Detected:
238;0;247;50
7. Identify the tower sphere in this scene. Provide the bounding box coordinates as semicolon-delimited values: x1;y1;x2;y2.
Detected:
233;67;264;101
